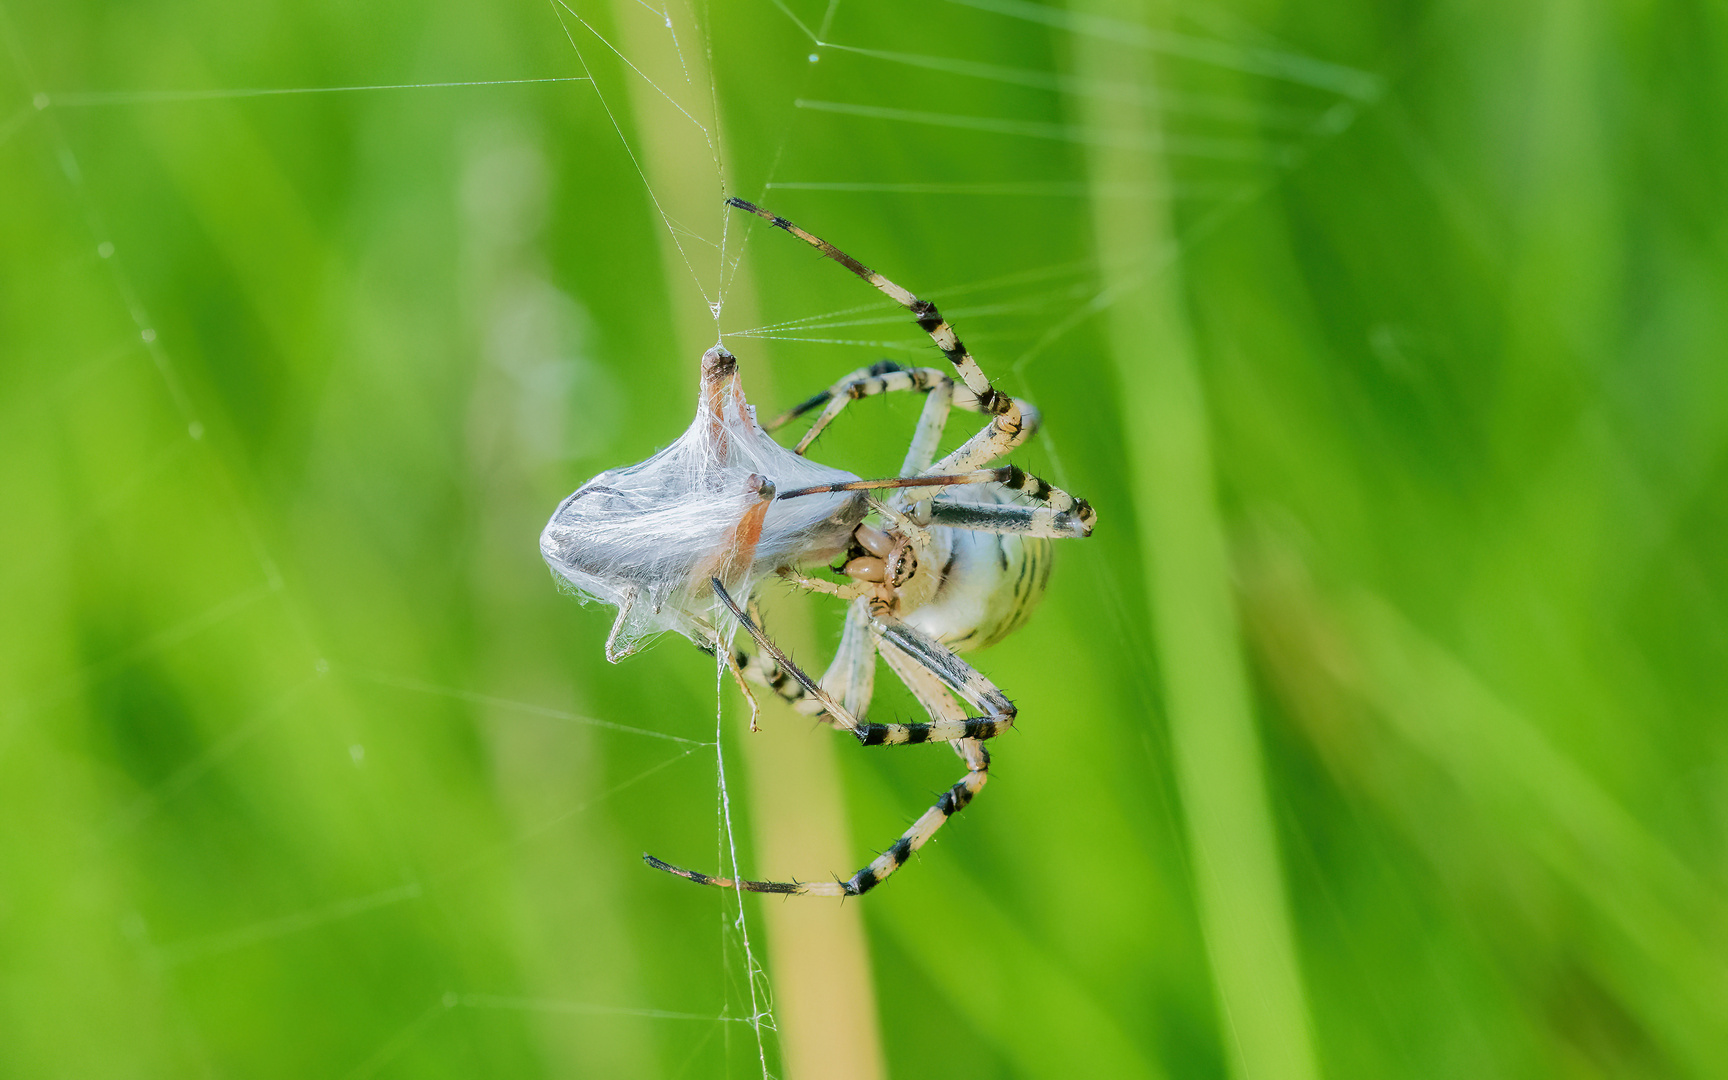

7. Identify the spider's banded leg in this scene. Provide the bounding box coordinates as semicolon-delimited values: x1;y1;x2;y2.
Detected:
726;198;1009;416
778;465;1094;533
923;397;1040;476
644;615;999;898
730;595;878;724
916;425;1097;533
767;362;970;456
643;744;989;897
711;578;861;737
768;361;944;431
737;589;879;734
866;604;1018;730
838;640;997;894
924;497;1093;540
642;853;832;895
711;579;1009;745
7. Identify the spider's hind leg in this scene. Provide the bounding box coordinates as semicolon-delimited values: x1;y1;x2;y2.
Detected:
726;197;1007;414
711;579;1011;745
646;613;1002;898
838;639;994;894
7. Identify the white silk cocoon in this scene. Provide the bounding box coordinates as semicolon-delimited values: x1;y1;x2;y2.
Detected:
541;350;864;660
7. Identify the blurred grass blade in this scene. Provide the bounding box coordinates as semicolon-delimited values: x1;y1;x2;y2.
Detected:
1075;6;1320;1079
1342;593;1728;1073
1240;533;1728;1076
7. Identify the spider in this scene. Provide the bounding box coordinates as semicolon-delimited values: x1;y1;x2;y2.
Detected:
539;198;1095;896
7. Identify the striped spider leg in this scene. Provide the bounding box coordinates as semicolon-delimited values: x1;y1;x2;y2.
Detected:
646;579;1014;896
727;197;1095;533
639;202;1097;896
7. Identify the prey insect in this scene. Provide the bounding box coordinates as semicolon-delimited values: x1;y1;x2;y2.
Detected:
540;198;1095;896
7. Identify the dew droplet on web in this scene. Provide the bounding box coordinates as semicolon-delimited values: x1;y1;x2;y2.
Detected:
188;421;204;440
32;93;49;110
97;241;114;259
808;54;819;63
349;744;365;765
141;328;156;343
709;301;723;318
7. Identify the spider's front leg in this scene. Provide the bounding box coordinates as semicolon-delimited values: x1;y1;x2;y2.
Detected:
779;466;1095;536
727;198;1075;498
730;200;1092;528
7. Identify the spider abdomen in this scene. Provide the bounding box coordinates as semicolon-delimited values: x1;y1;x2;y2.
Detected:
903;516;1054;653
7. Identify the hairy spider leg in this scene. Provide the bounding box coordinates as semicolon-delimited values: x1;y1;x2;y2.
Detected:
768;360;1065;524
766;359;1004;473
730;647;816;711
850;642;992;895
770;358;1078;521
765;360;936;430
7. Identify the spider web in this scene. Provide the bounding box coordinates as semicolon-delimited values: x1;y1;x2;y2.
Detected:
0;0;1386;1075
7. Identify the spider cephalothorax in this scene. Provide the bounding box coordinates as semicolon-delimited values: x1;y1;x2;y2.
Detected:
543;199;1096;896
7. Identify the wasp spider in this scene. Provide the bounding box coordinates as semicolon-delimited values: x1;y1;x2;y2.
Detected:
540;199;1095;896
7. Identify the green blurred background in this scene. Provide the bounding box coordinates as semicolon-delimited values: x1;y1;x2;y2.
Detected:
4;0;1727;1076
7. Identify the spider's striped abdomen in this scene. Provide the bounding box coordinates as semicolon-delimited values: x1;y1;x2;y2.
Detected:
902;491;1054;653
